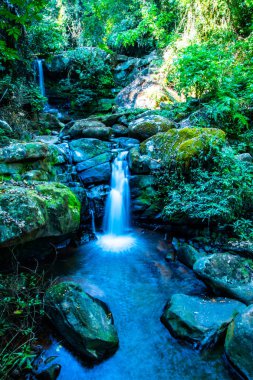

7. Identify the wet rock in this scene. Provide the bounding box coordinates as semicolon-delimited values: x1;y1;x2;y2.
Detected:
194;254;253;305
62;119;112;141
235;153;253;163
222;240;253;259
225;305;253;380
140;127;226;167
45;282;119;361
130;175;159;219
111;124;129;137
176;243;206;269
161;294;246;349
128;146;160;174
0;183;81;247
36;364;61;380
129;114;175;141
113;137;139;150
76;152;112;172
79;162;111;185
69;138;111;164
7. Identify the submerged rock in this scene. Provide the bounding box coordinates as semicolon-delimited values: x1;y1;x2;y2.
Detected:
129;114;175;141
161;294;246;349
0;183;81;247
194;254;253;305
225;305;253;380
45;282;119;361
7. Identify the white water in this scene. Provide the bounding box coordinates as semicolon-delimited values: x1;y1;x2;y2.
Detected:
90;209;96;235
99;151;135;252
36;59;62;117
37;59;46;98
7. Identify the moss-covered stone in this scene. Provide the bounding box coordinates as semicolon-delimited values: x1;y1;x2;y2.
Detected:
45;281;119;361
0;183;81;247
129;114;175;141
140;127;226;167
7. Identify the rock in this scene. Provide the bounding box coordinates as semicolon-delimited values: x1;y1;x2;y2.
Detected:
36;364;61;380
69;138;111;164
0;142;49;163
79;162;111;185
161;294;246;349
176;243;206;268
0;120;13;136
128;146;160;174
222;240;253;259
130;175;159;219
111;124;128;137
39;113;65;131
76;152;112;172
235;153;253;163
115;74;179;109
140;127;226;167
225;305;253;380
45;282;119;361
62;120;112;140
34;135;59;145
194;254;253;305
113;137;139;150
86;185;110;220
129;114;175;141
0;183;81;247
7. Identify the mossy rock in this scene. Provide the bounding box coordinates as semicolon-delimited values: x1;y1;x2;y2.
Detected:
45;281;119;361
129;114;175;141
0;182;81;247
140;127;226;167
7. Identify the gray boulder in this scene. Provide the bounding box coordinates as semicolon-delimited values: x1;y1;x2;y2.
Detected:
161;294;246;349
62;120;112;140
194;254;253;305
79;162;111;185
69;138;111;164
128;114;175;141
176;243;206;269
225;305;253;380
45;282;119;361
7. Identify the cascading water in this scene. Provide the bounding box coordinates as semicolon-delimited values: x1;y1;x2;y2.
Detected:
36;59;62;117
98;151;135;252
37;59;46;98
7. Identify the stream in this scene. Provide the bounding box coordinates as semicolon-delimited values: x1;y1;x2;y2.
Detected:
43;229;232;380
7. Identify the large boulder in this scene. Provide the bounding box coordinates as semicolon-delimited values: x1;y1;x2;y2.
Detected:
176;243;206;269
225;305;253;380
161;294;246;349
194;254;253;305
0;183;81;247
62;120;112;141
45;282;119;361
140;127;226;167
115;75;174;109
69;138;111;164
79;162;111;185
128;114;175;141
0;142;66;181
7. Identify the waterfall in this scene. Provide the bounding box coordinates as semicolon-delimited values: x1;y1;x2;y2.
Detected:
98;151;135;252
37;59;46;98
104;151;130;235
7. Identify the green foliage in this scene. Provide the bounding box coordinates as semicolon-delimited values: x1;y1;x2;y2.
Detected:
0;271;48;379
155;145;253;236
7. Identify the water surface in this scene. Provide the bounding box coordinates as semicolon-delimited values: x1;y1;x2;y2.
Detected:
45;229;231;380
